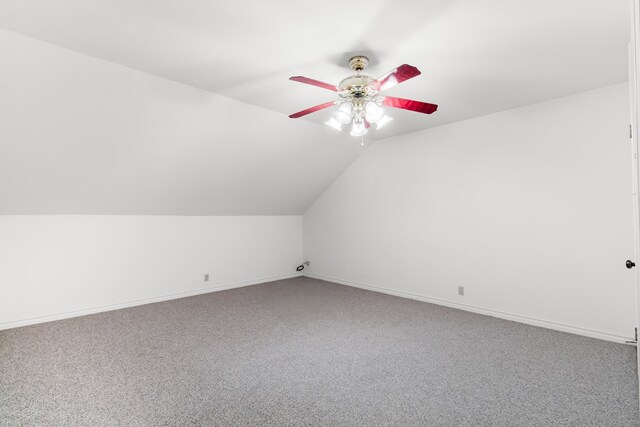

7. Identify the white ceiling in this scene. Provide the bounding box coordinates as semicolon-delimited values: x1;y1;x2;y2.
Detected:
0;0;631;215
0;28;363;215
0;0;630;140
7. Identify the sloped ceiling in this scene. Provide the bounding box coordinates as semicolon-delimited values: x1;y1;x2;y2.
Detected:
0;0;629;139
0;0;630;215
0;29;362;215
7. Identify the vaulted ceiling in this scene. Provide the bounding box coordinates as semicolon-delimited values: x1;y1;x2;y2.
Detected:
0;0;630;214
0;29;362;215
0;0;629;138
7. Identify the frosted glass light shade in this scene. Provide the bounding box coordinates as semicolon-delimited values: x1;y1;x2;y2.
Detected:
350;120;368;137
325;117;343;131
376;115;393;130
365;102;384;123
333;102;353;124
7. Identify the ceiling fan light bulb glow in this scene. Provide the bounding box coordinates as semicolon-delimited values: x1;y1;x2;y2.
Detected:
333;102;353;124
333;111;351;124
365;102;384;122
376;115;393;130
350;121;368;137
325;117;343;131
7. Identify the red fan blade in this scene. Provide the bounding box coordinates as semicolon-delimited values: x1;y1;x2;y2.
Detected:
290;76;339;92
382;96;438;114
370;64;421;91
289;101;335;118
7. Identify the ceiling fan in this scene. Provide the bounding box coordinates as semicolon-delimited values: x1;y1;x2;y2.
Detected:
288;55;438;137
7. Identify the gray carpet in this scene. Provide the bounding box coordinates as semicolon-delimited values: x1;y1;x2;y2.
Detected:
0;277;638;426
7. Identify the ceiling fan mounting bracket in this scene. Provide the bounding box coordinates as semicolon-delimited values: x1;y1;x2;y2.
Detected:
349;56;369;72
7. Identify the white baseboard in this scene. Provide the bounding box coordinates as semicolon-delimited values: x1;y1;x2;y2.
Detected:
0;273;302;330
304;272;632;344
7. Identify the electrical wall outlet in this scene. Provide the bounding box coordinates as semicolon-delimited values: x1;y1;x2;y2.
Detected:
204;273;210;282
458;286;464;296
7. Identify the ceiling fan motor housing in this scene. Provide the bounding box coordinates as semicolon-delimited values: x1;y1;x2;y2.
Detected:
339;74;377;102
340;56;379;101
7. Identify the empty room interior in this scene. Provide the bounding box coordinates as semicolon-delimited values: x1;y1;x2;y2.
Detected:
3;0;640;425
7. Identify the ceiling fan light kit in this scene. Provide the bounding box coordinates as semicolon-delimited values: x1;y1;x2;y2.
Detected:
289;55;438;138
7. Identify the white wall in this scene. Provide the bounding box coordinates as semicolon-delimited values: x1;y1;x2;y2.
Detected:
0;30;313;330
0;215;302;329
304;83;635;342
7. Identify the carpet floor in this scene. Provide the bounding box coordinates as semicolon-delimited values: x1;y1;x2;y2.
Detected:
1;277;638;426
